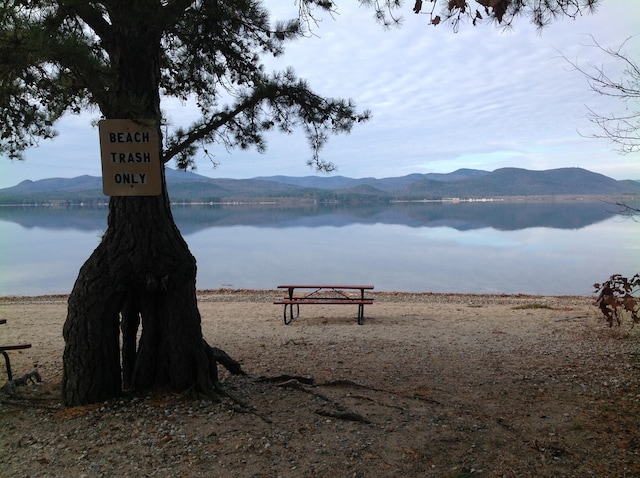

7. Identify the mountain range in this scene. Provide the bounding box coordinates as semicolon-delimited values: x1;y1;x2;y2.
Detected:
0;167;638;205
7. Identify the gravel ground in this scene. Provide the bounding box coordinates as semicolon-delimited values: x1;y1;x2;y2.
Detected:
1;291;639;477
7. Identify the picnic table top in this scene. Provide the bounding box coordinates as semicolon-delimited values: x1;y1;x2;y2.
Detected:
277;285;374;290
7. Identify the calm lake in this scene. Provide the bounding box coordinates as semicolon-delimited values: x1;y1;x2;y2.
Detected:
1;201;638;296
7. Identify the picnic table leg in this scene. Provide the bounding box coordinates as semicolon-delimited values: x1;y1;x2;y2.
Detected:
284;287;298;325
283;303;299;325
358;287;366;325
1;350;13;381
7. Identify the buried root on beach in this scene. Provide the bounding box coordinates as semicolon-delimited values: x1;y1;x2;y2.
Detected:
1;290;639;477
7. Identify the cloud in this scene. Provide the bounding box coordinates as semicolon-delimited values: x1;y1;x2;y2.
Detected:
1;1;639;188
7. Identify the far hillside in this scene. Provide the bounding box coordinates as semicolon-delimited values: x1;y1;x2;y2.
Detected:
0;167;638;205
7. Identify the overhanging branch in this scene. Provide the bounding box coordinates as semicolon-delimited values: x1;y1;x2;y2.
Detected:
162;90;266;163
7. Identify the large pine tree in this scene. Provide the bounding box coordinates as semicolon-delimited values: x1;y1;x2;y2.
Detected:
2;1;368;406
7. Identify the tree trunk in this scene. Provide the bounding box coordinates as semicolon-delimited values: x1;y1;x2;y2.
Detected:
61;9;228;406
62;169;219;406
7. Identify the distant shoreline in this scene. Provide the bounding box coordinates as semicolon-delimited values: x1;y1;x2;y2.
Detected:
0;193;637;208
0;289;593;304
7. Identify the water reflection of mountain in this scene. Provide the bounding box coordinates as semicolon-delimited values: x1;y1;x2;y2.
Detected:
0;205;109;231
0;200;632;233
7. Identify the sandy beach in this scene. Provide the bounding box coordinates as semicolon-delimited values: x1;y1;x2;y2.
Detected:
1;290;639;477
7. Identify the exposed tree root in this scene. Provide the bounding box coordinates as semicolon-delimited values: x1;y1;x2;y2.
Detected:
255;374;374;425
315;408;373;424
1;369;42;396
318;378;444;406
209;346;247;376
256;374;314;385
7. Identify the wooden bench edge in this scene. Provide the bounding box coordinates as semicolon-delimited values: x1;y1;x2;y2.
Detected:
0;344;32;351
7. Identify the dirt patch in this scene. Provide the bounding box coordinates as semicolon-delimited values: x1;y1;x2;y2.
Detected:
1;291;639;477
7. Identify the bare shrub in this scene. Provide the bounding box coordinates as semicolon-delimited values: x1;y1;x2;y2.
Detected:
594;273;640;327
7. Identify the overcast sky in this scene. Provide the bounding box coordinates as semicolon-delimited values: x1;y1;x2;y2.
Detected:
1;0;639;189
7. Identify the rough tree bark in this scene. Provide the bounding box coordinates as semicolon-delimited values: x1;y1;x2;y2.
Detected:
62;175;222;406
62;9;224;406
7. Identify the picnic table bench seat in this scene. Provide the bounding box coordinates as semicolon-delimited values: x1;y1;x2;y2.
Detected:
0;319;32;381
